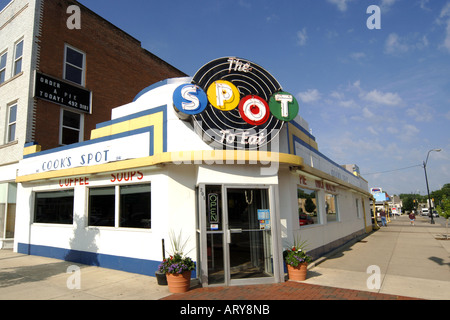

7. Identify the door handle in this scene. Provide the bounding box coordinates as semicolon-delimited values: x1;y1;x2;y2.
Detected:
227;229;242;244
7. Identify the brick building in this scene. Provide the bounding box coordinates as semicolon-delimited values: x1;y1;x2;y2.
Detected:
0;0;186;248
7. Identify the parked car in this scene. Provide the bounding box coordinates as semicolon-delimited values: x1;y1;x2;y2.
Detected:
432;210;439;218
299;213;314;226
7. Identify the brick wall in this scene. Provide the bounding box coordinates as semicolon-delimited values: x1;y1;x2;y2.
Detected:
34;0;186;151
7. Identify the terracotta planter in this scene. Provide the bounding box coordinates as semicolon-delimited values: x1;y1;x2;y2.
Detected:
166;271;191;293
287;263;308;281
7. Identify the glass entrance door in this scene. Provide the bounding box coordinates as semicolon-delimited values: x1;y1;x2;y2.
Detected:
226;188;273;283
199;185;275;286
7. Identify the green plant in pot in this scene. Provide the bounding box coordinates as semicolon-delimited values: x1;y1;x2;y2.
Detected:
283;236;312;281
158;230;195;293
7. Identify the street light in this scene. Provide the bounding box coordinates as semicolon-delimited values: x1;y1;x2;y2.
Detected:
423;148;441;224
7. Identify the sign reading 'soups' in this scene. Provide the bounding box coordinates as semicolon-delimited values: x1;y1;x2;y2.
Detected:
172;57;299;150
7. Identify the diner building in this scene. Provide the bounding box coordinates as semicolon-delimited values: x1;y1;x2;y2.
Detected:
14;57;373;286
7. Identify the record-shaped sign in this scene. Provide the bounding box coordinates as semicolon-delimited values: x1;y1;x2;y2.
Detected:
172;57;299;150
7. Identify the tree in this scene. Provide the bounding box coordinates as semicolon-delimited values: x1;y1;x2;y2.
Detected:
402;197;415;212
304;196;316;213
431;183;450;205
436;195;450;239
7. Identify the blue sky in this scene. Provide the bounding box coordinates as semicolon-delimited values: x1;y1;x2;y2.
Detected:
2;0;449;196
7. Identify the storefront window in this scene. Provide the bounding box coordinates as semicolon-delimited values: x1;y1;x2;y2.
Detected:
325;193;339;223
34;190;74;224
88;187;115;227
0;183;16;239
356;198;362;218
297;187;319;226
119;184;151;228
88;184;151;229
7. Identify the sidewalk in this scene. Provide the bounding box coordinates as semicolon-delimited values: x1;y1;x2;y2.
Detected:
0;215;448;300
300;215;450;300
0;249;172;300
163;215;450;301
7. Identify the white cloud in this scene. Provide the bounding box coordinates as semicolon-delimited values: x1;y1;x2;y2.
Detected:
367;126;378;135
445;111;450;120
400;124;420;141
420;0;431;11
384;33;429;55
350;52;366;60
238;0;251;8
439;2;450;19
380;0;398;11
339;99;358;108
330;91;344;100
361;90;403;106
406;104;434;122
436;3;450;52
297;89;321;103
385;33;409;54
297;28;308;46
444;23;450;52
362;107;375;119
386;127;399;134
327;0;353;12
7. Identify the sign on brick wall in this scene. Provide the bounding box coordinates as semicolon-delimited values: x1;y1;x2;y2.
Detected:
34;71;92;113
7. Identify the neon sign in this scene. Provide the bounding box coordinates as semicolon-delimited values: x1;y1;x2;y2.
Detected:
173;57;299;149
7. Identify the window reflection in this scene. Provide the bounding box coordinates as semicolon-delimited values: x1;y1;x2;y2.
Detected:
297;187;319;226
325;193;339;223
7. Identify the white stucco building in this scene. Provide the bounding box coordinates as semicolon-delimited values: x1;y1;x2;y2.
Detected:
14;57;372;286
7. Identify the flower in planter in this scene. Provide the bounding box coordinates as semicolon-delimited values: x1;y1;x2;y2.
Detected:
158;253;195;274
158;230;196;274
283;237;312;267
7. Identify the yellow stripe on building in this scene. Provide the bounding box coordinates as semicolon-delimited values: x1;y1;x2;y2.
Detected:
90;111;165;155
288;122;318;154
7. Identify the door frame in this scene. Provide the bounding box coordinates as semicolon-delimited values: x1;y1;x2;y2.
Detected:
197;183;282;287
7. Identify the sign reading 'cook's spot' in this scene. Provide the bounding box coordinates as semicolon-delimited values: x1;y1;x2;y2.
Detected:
172;57;299;150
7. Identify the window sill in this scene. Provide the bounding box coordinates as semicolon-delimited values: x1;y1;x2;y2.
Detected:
31;223;73;228
0;140;18;149
0;71;23;88
87;226;152;232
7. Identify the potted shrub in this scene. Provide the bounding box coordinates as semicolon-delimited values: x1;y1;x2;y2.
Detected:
283;237;312;281
158;230;195;293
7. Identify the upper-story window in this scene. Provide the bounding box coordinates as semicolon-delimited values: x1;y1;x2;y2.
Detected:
0;51;7;83
13;40;23;76
7;103;17;143
60;108;83;145
64;45;85;86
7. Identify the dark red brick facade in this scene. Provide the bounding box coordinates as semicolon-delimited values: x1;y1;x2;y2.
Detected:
34;0;186;151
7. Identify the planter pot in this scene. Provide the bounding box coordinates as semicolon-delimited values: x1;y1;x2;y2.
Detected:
155;271;167;285
166;271;191;293
287;263;308;281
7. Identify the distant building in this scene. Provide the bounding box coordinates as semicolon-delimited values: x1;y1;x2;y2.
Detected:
0;0;185;248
